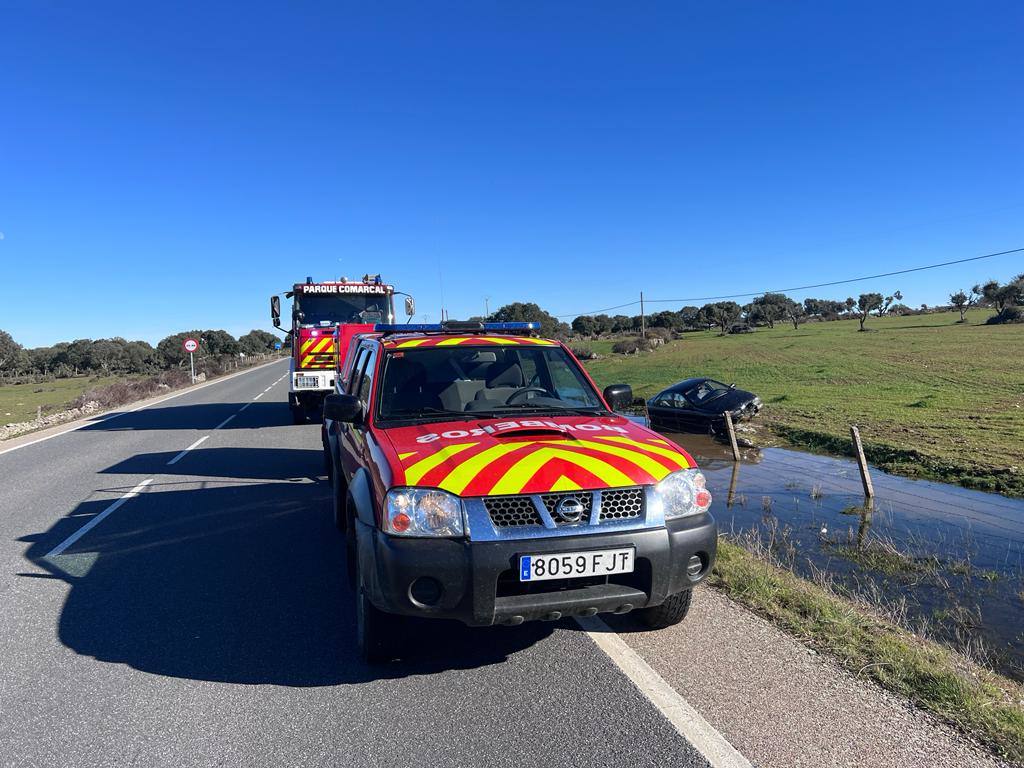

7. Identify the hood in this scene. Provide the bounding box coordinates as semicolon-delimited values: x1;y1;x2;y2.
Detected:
380;415;696;497
706;389;757;412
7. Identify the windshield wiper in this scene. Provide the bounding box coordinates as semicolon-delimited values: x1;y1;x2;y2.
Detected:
384;406;475;419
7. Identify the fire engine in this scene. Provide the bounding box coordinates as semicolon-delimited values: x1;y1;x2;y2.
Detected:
271;275;415;423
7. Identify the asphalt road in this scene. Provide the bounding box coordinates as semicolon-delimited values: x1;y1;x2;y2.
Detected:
0;360;712;768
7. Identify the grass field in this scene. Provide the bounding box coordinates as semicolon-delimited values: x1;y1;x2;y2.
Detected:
0;375;133;424
583;309;1024;495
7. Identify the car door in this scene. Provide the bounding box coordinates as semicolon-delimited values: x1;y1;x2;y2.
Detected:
338;343;375;482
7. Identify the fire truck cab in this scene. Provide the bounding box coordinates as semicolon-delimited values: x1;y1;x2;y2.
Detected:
271;275;414;423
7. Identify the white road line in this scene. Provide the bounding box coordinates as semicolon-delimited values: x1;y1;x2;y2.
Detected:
576;615;752;768
213;414;236;430
46;478;154;557
0;359;286;458
166;435;209;465
238;402;252;412
253;392;265;400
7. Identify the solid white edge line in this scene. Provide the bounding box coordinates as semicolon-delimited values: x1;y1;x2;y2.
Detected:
0;359;286;457
575;615;753;768
166;435;209;465
46;478;154;557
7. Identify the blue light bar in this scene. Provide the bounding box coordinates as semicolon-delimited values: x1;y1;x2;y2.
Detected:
373;321;540;335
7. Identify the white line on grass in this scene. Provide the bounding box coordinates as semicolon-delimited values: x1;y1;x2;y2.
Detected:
575;615;752;768
166;435;209;465
46;479;154;557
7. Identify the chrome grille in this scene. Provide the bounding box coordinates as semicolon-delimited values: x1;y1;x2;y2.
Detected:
599;487;645;520
541;492;594;525
484;496;543;527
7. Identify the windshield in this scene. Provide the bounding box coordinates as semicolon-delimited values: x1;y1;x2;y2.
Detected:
683;379;730;404
294;294;394;326
377;344;604;420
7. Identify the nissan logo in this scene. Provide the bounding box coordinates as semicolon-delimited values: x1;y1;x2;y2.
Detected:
555;497;586;523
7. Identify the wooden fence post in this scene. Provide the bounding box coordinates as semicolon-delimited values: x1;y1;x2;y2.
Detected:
850;425;875;498
724;411;741;462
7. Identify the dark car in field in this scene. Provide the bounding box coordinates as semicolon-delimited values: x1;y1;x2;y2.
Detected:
646;378;761;434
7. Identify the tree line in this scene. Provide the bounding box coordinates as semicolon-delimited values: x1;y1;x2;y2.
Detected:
0;328;283;379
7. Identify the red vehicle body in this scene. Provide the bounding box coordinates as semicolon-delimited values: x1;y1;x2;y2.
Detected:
271;276;409;423
321;322;717;662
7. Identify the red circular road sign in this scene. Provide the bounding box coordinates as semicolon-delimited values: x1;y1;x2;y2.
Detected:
183;337;199;353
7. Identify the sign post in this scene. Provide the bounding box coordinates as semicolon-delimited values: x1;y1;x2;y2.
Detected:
183;338;199;383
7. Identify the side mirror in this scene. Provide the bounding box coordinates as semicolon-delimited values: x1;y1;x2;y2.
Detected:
603;384;633;411
324;393;363;423
270;296;281;328
404;296;416;318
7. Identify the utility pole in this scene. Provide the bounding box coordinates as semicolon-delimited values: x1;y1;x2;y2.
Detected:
485;296;490;317
640;291;646;338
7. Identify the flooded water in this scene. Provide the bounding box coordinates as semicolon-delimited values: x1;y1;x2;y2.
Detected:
667;432;1024;679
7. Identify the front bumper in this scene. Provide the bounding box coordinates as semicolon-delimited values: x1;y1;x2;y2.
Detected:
358;513;717;626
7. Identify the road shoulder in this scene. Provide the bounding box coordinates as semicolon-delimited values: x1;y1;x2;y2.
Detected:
604;587;1006;768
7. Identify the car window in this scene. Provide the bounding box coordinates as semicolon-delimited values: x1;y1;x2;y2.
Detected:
655;392;688;409
355;346;377;405
346;347;368;393
377;344;602;419
684;380;729;405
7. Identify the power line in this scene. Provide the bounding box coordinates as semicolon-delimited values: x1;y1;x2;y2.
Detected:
557;246;1023;318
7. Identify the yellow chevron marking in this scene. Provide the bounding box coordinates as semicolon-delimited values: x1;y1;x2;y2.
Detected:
398;451;417;461
573;439;675;481
404;442;478;485
396;339;429;348
437;443;532;495
594;436;691;467
550;475;582;492
486;444;634;496
311;337;333;354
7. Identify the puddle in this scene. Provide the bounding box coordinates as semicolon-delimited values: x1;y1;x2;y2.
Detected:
666;432;1024;680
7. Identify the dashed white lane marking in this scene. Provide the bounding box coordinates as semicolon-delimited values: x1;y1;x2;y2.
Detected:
0;359;285;458
166;435;210;465
575;615;752;768
46;479;154;557
253;392;265;400
213;414;236;430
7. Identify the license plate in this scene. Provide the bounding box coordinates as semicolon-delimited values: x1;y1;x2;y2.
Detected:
295;376;320;388
519;548;635;582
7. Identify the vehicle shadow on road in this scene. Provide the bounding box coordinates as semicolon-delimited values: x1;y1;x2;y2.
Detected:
19;472;552;685
79;403;293;431
100;447;327;481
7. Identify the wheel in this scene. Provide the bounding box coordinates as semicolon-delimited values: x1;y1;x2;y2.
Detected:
356;589;395;664
331;466;346;531
323;431;333;479
638;589;693;629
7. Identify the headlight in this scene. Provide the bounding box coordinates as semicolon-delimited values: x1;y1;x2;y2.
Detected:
385;488;465;537
655;469;712;519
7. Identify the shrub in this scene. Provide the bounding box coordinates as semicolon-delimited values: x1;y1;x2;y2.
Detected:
986;306;1023;325
612;337;654;355
570;345;596;360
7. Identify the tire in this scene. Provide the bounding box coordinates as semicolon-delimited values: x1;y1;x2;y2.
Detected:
356;588;395;664
331;466;346;531
638;589;693;629
323;431;333;480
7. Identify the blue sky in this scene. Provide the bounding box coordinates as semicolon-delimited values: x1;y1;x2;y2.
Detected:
1;1;1022;347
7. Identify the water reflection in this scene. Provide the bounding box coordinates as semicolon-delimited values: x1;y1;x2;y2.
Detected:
663;431;1024;679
